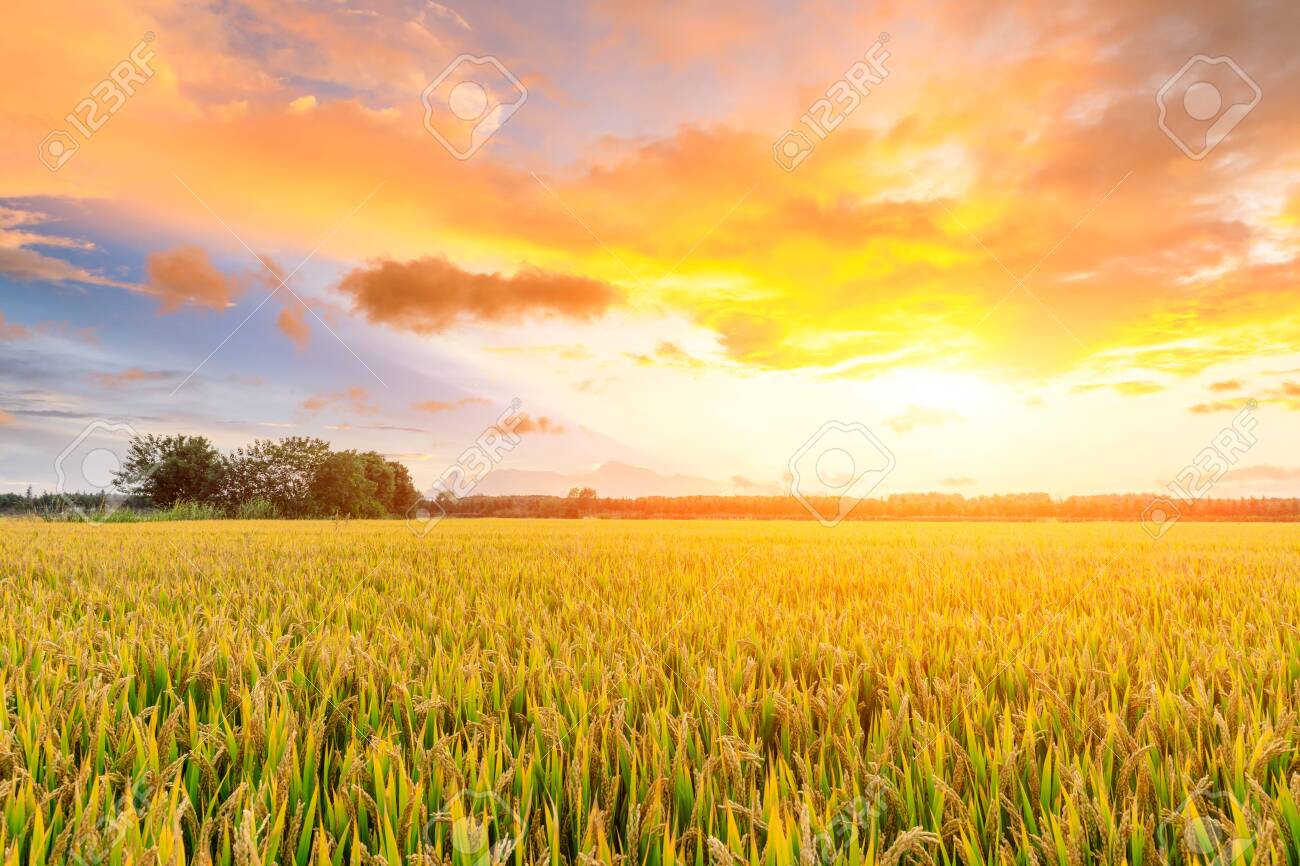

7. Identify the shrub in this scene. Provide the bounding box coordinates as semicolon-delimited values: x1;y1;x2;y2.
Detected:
235;497;281;520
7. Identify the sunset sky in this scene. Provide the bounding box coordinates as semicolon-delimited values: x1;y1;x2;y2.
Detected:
2;0;1299;498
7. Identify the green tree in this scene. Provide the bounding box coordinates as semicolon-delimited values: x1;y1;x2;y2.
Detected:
388;460;420;515
359;451;396;511
113;434;225;507
222;437;331;517
309;451;384;517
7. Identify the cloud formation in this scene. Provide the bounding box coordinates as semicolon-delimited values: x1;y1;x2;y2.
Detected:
145;246;241;313
1262;381;1300;410
0;314;29;340
276;304;310;348
91;368;173;388
7;0;1298;382
411;396;489;413
0;207;132;291
1188;400;1245;415
511;413;566;435
630;340;706;369
249;255;325;348
302;386;378;415
336;256;622;334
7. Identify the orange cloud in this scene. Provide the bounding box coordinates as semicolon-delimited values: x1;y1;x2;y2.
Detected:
1260;381;1300;411
1208;380;1242;392
337;256;622;334
631;340;706;369
1188;400;1250;414
276;305;310;348
1110;381;1165;396
511;414;566;435
0;409;14;426
302;386;378;415
713;314;788;367
91;368;172;388
411;396;490;413
252;254;318;348
34;321;98;344
145;246;241;313
0;313;29;340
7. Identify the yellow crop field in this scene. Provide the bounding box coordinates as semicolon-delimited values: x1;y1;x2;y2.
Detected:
2;519;1298;866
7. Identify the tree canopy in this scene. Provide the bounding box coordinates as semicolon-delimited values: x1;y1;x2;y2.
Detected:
114;434;225;506
103;434;419;518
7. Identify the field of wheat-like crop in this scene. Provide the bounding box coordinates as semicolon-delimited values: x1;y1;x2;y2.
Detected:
1;519;1299;866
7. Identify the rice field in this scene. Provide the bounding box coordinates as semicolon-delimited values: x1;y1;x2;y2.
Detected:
1;518;1299;866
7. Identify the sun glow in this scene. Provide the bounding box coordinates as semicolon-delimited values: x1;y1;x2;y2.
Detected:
872;368;1001;415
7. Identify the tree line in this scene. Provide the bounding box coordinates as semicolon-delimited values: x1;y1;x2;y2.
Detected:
437;491;1300;520
0;434;420;519
6;439;1299;520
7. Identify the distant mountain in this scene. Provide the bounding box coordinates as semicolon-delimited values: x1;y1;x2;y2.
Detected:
474;460;737;497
